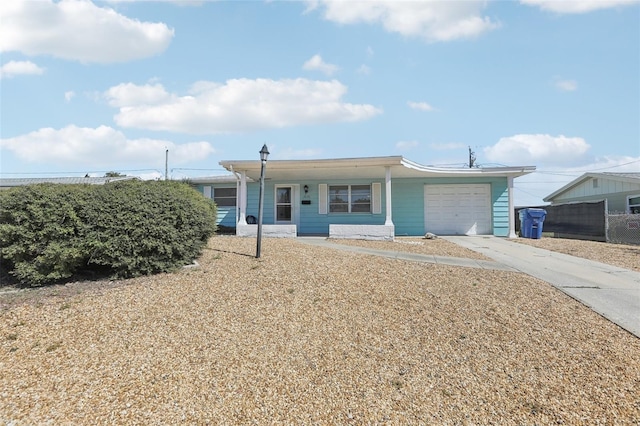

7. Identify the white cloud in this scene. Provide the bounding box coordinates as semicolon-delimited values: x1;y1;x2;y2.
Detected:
484;134;591;166
104;78;382;134
520;0;639;14
0;0;174;63
395;140;419;150
306;1;500;42
0;60;45;78
408;101;435;112
64;91;76;102
302;54;339;76
0;125;215;167
555;78;578;92
105;82;172;107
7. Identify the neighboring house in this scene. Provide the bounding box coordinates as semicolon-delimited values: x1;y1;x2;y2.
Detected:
0;176;138;190
543;173;640;214
194;155;535;240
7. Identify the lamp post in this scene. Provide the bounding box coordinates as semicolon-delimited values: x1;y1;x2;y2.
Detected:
256;144;270;258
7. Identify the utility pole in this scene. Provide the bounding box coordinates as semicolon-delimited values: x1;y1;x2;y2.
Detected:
165;149;169;180
468;146;476;168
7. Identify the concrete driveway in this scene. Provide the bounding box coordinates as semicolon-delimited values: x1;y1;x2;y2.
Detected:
443;236;640;338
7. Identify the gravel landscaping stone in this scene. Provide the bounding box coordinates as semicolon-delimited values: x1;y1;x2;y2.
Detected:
1;236;639;424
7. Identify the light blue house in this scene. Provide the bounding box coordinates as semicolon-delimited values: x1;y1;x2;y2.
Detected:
192;156;535;240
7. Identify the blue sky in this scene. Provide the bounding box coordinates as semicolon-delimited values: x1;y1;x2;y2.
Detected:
1;0;638;206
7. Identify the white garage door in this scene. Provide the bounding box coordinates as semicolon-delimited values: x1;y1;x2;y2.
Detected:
424;184;492;235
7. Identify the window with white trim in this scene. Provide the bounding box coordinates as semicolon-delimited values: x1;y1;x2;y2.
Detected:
213;187;236;207
628;195;640;214
329;184;371;213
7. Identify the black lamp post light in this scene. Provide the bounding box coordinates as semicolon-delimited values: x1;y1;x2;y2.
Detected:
256;144;269;258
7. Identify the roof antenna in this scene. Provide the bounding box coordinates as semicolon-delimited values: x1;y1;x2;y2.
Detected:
468;146;476;168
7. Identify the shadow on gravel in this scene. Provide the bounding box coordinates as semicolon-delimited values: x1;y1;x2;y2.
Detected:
207;247;256;259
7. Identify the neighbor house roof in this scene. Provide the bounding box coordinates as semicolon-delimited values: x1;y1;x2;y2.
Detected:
0;176;138;188
219;155;536;181
543;172;640;202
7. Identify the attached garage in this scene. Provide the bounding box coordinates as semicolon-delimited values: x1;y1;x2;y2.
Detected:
424;184;492;235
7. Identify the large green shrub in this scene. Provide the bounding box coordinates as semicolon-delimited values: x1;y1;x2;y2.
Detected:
0;184;93;285
0;181;217;286
82;180;217;278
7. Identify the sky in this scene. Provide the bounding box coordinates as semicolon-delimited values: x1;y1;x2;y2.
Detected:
1;0;639;206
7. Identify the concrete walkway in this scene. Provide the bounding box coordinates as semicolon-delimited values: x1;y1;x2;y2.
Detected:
298;236;640;338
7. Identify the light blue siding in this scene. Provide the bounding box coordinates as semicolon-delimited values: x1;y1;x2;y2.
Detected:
392;177;510;236
244;179;388;235
216;207;237;228
206;176;511;236
492;181;510;237
390;180;425;236
193;184;237;228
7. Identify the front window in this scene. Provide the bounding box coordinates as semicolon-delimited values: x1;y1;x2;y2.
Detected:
329;184;371;213
213;187;236;207
628;195;640;214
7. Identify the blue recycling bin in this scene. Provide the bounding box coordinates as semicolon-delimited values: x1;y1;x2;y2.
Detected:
519;208;547;239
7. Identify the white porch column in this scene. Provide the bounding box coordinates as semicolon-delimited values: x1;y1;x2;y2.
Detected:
385;166;393;226
508;176;517;238
237;170;248;225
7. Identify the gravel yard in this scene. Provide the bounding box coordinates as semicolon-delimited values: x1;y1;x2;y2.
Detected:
327;237;493;261
1;236;639;424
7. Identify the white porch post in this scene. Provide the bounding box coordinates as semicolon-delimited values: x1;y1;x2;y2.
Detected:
508;176;517;238
385;166;393;226
238;170;248;226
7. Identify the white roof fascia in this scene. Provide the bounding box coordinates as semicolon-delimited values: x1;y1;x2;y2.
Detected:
219;156;536;180
400;158;535;177
219;156;403;171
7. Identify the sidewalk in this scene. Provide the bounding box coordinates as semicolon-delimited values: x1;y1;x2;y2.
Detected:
298;236;640;338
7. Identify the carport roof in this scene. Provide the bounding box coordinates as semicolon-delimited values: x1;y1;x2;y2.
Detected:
219;155;536;181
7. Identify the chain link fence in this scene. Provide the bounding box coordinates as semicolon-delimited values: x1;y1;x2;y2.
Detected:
607;214;640;245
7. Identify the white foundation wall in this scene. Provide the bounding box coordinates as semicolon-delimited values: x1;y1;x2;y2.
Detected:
329;224;395;241
236;224;297;238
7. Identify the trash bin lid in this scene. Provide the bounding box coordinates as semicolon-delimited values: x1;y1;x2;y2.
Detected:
524;208;547;218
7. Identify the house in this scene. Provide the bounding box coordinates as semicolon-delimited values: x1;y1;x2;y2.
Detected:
189;175;247;230
544;172;640;214
193;156;535;240
0;176;138;190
